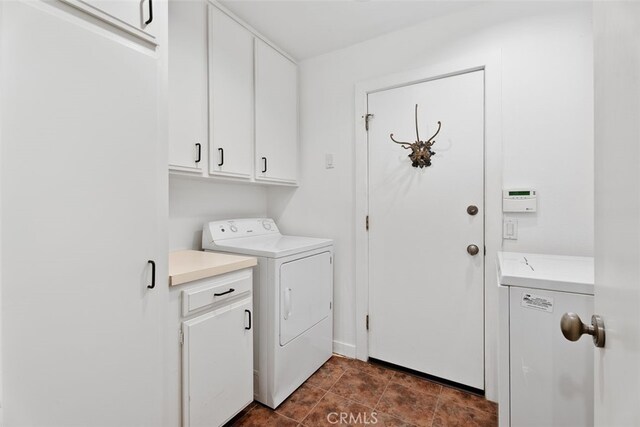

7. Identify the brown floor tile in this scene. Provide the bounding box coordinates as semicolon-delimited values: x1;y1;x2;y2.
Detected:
324;355;354;371
306;363;346;390
376;382;438;427
439;387;497;415
276;383;327;422
432;400;498;427
349;359;395;381
373;411;418;427
235;401;257;419
329;368;390;407
301;392;377;427
391;371;442;397
234;404;298;427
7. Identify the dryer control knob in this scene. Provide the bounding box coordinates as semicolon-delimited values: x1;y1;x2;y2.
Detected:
262;221;272;230
230;225;238;232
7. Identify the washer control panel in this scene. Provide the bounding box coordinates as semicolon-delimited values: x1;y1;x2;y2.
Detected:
203;218;280;243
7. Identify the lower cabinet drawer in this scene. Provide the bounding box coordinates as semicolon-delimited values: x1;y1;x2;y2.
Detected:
182;269;252;317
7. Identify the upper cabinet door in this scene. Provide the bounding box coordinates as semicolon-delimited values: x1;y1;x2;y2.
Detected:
255;39;298;184
168;0;207;172
65;0;158;41
208;5;254;179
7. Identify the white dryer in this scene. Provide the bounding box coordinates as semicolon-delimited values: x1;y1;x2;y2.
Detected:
202;218;333;409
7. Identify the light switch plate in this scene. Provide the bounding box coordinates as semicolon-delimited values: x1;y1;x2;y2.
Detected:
503;218;518;240
325;153;335;169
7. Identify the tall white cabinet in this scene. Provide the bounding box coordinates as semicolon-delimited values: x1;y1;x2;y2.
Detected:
0;1;167;426
168;1;298;185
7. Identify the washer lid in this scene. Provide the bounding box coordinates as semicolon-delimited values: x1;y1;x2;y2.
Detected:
209;234;333;258
497;251;594;295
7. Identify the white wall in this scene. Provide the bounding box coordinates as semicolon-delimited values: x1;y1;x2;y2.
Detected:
268;2;594;401
169;175;268;250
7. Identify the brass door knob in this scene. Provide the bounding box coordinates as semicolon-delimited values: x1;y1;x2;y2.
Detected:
467;244;480;256
560;312;605;348
467;205;479;216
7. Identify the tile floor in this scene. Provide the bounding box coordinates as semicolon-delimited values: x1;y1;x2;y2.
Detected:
229;355;498;427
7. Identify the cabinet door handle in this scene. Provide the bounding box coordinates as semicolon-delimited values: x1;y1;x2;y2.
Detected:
214;288;235;297
261;157;267;173
147;260;156;289
144;0;153;25
195;143;201;163
245;309;252;330
218;148;224;167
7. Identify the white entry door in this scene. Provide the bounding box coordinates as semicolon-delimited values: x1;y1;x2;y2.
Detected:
367;70;485;389
593;3;640;425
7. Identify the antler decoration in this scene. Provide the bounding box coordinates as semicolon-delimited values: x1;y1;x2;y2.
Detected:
390;104;441;168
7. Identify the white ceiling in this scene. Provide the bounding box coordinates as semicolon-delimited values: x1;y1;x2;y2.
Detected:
219;1;483;60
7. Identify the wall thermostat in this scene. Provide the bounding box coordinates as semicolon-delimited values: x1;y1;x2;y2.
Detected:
503;189;537;212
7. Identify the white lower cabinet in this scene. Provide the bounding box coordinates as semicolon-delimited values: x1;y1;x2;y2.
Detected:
180;271;254;427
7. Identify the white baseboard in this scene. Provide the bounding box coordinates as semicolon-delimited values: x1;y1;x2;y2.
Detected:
332;340;356;358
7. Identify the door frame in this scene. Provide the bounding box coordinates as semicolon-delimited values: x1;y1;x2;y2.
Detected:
353;50;503;400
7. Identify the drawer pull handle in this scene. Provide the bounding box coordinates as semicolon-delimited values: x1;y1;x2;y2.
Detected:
245;309;252;330
214;288;235;297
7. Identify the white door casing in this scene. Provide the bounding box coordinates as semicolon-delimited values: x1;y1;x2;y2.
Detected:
593;3;640;425
367;70;485;389
0;1;165;425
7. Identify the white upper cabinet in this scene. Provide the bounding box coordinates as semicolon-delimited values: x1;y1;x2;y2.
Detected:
169;0;207;172
255;39;299;184
208;5;254;179
167;2;298;185
65;0;158;41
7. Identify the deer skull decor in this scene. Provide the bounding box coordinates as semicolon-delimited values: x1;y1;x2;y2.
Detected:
390;104;442;168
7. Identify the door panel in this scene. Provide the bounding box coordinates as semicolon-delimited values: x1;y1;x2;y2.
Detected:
81;0;156;37
1;2;163;425
593;3;640;425
208;5;254;179
183;300;253;427
279;252;332;345
168;0;207;171
368;71;485;389
255;39;298;183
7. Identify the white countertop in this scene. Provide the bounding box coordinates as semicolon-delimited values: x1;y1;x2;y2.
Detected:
497;251;594;295
169;250;257;286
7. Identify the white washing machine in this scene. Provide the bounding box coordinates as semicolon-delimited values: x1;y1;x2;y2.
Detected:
497;252;594;427
202;218;333;409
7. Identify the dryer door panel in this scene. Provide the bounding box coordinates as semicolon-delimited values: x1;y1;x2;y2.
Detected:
280;251;332;346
